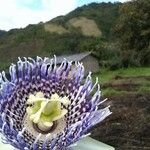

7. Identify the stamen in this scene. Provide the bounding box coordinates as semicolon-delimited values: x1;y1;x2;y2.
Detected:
33;133;41;149
27;92;70;133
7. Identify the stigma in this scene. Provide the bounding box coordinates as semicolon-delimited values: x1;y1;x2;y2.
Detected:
26;92;70;132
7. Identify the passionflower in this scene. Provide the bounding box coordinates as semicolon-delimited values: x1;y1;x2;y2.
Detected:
0;56;111;150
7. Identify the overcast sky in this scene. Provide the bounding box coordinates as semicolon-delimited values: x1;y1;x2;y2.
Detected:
0;0;129;31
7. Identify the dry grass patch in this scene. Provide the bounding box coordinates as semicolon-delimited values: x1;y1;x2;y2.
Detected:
68;17;102;37
44;23;69;34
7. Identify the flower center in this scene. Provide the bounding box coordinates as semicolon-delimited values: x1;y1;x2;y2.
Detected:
26;92;70;133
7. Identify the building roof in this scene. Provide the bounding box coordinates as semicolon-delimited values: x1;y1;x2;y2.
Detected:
54;52;92;64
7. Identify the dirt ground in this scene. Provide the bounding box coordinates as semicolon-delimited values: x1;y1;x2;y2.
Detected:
91;77;150;150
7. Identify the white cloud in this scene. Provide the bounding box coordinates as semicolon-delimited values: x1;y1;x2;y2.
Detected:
0;0;77;31
0;0;131;31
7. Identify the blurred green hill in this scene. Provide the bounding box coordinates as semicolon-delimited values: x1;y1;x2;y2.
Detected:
0;0;149;70
0;2;121;70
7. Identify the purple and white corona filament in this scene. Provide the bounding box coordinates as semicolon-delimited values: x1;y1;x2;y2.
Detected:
0;56;111;150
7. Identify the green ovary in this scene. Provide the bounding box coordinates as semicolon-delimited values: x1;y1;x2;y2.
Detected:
26;92;70;128
42;101;61;115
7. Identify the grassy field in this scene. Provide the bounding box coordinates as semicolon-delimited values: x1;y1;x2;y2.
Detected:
93;67;150;96
94;67;150;83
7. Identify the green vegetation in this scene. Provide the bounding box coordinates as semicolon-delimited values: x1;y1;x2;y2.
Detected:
0;30;6;37
114;0;150;67
92;67;150;96
0;0;149;71
94;67;150;83
102;88;128;97
0;2;121;70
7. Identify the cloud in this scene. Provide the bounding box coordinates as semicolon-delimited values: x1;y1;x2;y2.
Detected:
0;0;130;31
0;0;77;31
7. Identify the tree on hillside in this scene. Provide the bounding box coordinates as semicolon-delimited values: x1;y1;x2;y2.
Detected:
114;0;150;66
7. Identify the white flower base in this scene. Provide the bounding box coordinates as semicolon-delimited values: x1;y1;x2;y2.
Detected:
0;135;114;150
72;136;115;150
0;137;14;150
